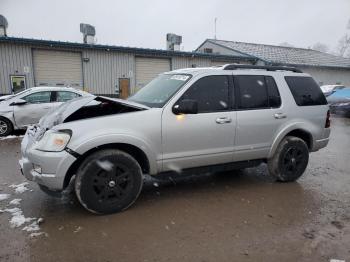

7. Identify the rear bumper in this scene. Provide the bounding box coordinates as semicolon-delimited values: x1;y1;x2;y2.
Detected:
312;138;329;152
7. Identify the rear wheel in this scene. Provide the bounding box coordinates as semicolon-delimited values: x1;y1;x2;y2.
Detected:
268;136;309;182
0;117;13;137
75;149;143;214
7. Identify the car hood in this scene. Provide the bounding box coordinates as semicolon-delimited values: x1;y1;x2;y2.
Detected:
39;95;150;130
0;95;14;102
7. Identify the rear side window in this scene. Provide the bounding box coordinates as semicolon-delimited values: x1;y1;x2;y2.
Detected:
181;75;229;113
236;75;268;109
56;91;80;102
285;76;327;106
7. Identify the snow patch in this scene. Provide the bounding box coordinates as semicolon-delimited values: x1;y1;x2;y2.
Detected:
4;207;35;228
0;135;24;140
9;182;29;194
9;198;21;205
30;232;46;238
0;193;10;201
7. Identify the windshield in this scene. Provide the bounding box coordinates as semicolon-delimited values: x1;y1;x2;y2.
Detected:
128;74;191;107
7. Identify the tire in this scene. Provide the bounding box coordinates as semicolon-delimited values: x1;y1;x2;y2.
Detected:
0;117;13;137
267;136;309;182
75;149;143;214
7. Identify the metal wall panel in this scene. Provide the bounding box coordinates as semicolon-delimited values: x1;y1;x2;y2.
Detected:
172;57;212;70
33;50;83;87
82;50;134;95
0;43;34;94
135;57;171;91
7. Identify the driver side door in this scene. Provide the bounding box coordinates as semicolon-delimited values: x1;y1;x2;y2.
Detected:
14;91;55;127
161;75;237;172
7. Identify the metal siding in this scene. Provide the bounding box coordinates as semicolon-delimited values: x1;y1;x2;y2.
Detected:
135;57;171;91
0;43;34;94
82;50;134;95
32;49;83;87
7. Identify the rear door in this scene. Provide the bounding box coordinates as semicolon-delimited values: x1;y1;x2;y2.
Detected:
233;75;285;161
14;91;55;127
161;75;237;171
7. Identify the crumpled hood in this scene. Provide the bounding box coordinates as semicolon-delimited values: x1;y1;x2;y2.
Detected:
39;95;149;130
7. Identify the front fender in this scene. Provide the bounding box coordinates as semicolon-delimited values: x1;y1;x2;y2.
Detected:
268;122;314;158
71;134;159;174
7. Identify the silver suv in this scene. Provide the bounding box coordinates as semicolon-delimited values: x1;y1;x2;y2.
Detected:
19;65;331;214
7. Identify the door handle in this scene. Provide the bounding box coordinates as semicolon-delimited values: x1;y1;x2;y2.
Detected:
274;113;287;119
215;117;232;124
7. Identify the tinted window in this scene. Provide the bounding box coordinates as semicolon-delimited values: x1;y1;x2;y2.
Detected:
285;76;327;106
266;76;281;108
236;75;268;109
23;91;51;104
181;75;229;113
56;91;80;102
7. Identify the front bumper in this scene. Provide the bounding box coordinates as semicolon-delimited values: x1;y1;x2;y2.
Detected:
19;127;77;191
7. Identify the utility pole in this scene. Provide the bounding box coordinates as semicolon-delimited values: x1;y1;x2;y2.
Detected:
214;17;217;39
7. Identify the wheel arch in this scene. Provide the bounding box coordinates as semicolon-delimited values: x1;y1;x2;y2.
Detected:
63;143;152;189
268;126;313;158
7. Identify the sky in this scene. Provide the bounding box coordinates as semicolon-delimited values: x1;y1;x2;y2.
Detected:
1;0;349;52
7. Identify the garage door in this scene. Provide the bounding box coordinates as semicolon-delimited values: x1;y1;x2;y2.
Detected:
33;50;83;88
135;57;171;91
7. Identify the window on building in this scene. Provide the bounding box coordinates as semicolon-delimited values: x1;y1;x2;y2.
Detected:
181;75;229;113
56;91;80;102
23;91;52;104
285;76;327;106
203;48;213;54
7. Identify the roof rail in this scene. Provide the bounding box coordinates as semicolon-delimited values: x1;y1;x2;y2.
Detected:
223;64;303;73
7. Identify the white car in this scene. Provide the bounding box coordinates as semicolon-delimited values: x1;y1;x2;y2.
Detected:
0;87;91;136
320;84;345;97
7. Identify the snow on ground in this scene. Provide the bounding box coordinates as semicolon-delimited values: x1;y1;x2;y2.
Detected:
9;182;29;194
3;207;35;228
0;193;10;201
0;183;46;237
9;198;21;205
0;135;24;140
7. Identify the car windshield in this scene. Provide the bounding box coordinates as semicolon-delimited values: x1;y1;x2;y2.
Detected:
128;74;191;108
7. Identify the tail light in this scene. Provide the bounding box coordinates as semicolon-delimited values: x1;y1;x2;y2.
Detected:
325;110;331;128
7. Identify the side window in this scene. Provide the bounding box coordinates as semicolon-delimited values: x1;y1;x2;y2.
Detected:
285;76;327;106
266;76;281;108
56;91;80;102
181;75;229;113
236;75;268;109
23;91;51;104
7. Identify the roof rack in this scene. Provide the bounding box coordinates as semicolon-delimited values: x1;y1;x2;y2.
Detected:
223;64;303;73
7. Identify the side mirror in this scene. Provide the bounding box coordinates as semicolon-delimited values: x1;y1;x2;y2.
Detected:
172;99;198;115
10;98;27;106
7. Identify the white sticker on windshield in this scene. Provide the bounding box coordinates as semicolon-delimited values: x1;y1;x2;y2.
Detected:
170;75;189;81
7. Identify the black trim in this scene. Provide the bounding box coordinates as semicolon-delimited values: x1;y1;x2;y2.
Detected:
223;64;303;73
65;147;81;158
156;159;263;180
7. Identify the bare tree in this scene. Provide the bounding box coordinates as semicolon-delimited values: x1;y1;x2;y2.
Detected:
336;19;350;57
312;42;329;53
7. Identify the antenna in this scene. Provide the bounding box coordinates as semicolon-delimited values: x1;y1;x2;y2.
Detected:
214;17;217;39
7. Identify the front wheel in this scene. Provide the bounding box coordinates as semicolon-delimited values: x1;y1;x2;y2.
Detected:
75;149;143;214
0;117;13;137
268;136;309;182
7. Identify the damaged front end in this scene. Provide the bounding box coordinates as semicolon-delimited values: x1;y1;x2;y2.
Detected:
39;96;149;131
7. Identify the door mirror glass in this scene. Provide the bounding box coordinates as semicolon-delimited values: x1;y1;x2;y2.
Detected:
10;98;27;106
173;99;198;115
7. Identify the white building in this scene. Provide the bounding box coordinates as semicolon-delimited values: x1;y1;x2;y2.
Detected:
196;39;350;86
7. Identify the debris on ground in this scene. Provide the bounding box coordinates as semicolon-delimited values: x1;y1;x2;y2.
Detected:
74;226;82;233
331;221;344;230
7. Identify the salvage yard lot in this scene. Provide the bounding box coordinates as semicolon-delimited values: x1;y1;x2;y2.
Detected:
0;117;349;262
